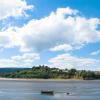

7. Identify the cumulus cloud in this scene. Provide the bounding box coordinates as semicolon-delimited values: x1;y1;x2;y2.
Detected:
11;53;40;62
17;7;100;52
0;0;33;20
48;53;100;70
0;7;100;53
0;53;40;67
0;27;22;49
56;7;79;16
90;50;100;55
50;44;73;52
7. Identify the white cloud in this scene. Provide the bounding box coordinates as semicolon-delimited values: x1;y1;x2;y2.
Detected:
0;0;33;20
50;44;73;52
0;27;22;48
0;7;100;53
90;50;100;55
17;7;100;52
11;53;40;62
48;53;100;70
0;53;40;68
56;7;79;16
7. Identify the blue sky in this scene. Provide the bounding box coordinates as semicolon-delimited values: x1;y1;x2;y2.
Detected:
0;0;100;70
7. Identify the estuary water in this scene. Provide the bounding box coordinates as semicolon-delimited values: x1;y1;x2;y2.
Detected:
0;80;100;100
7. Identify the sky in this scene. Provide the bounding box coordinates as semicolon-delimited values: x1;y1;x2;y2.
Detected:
0;0;100;70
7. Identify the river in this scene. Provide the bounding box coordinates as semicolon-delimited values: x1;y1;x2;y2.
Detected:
0;80;100;100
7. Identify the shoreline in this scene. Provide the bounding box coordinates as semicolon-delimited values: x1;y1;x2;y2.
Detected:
0;78;82;81
0;78;99;81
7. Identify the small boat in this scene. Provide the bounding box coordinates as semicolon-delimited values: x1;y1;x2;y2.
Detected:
41;90;54;95
66;92;70;95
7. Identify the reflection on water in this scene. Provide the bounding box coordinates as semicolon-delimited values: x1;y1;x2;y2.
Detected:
0;80;100;100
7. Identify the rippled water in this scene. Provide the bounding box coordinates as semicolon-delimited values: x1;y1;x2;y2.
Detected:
0;80;100;100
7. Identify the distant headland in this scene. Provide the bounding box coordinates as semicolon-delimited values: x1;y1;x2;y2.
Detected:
0;65;100;80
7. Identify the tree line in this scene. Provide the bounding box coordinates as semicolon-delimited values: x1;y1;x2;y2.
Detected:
0;65;100;80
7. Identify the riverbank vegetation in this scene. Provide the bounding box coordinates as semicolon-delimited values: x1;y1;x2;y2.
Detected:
0;65;100;80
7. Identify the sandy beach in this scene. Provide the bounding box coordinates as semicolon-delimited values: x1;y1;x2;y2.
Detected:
0;77;94;81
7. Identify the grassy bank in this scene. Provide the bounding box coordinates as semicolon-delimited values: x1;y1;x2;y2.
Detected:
0;65;100;80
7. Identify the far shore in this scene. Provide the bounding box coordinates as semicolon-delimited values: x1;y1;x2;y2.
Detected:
0;78;99;81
